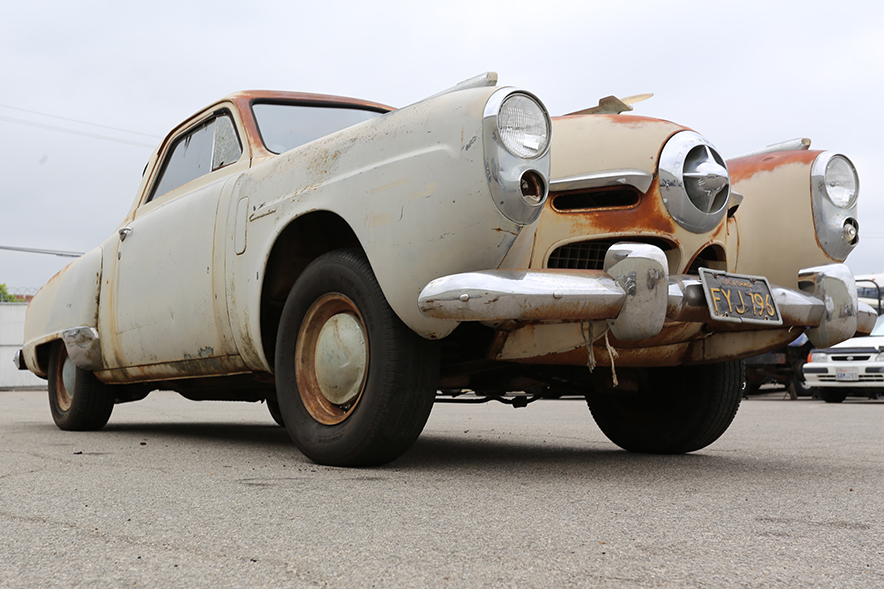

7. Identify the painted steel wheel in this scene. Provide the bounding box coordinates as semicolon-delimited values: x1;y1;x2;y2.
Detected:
275;248;439;466
48;342;114;431
587;360;743;454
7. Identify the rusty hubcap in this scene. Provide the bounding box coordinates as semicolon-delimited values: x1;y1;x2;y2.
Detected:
295;293;369;425
54;347;76;412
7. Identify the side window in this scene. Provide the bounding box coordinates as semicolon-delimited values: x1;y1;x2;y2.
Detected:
148;112;243;203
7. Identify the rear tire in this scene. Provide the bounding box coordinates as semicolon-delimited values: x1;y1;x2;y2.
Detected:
48;342;114;431
275;249;439;466
587;360;743;454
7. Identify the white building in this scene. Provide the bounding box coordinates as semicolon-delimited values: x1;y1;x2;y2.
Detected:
0;303;46;390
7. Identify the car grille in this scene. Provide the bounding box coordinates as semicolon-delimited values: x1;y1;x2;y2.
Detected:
546;238;674;271
546;240;614;270
817;374;884;383
830;355;872;362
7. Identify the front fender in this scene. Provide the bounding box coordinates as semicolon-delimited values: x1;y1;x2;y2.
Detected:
21;247;102;376
728;150;859;290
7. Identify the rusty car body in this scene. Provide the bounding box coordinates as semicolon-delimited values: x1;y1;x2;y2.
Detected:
15;73;874;466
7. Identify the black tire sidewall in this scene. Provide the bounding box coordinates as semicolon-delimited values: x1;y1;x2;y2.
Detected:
48;342;114;431
588;360;743;454
275;249;437;466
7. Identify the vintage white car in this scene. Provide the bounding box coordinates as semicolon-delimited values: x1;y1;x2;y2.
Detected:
14;73;874;466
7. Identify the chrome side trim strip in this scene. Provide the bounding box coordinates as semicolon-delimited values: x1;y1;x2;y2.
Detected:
549;169;654;194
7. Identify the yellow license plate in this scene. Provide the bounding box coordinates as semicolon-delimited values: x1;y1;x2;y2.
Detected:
699;269;782;326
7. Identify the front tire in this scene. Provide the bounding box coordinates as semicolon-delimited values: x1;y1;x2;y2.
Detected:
48;342;114;431
275;249;439;466
587;360;743;454
818;388;847;403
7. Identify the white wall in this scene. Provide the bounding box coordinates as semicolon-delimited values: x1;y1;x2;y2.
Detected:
0;303;46;390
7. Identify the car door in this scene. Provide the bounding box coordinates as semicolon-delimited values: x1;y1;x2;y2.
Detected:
103;110;250;379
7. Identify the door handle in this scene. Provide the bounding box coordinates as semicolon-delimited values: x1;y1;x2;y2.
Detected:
118;226;133;241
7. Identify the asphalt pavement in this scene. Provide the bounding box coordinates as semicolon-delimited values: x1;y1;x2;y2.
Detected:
1;389;882;588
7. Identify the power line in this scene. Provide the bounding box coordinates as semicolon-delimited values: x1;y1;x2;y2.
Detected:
0;103;162;138
0;245;84;258
0;114;157;148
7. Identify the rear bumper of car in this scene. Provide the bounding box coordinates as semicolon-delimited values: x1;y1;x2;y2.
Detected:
418;243;875;348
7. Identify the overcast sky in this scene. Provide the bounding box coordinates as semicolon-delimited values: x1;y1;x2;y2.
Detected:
2;0;882;292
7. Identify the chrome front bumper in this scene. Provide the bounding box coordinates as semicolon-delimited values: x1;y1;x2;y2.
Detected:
418;243;874;348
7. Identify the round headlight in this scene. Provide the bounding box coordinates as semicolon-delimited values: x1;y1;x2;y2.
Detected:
497;94;550;159
823;155;858;208
811;152;860;260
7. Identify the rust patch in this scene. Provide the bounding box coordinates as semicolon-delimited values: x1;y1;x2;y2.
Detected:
728;150;820;183
513;341;691;367
543;184;680;239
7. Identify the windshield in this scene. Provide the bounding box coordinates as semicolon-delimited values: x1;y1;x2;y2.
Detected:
252;103;384;154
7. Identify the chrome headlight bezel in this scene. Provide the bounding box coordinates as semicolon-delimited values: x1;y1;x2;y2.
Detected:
483;89;552;225
811;152;860;260
658;131;731;234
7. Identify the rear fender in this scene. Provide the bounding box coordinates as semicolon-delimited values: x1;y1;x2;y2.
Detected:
21;247;102;376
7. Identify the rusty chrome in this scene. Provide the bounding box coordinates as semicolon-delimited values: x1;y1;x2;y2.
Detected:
855;301;877;335
483;88;552;225
811;152;860;260
295;293;368;425
420;260;865;341
61;327;102;371
659;131;730;234
419;269;627;322
799;263;858;348
13;349;26;370
549;169;654;194
603;243;669;340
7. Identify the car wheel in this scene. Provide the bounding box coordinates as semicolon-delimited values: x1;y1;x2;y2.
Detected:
789;375;815;398
48;341;114;431
266;399;285;427
586;360;743;454
275;249;439;467
818;388;847;403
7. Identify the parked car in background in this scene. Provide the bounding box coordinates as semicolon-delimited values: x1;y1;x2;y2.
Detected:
14;73;875;466
803;316;884;402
